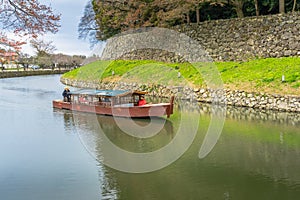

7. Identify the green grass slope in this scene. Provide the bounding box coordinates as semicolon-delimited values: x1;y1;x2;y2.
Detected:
62;57;300;95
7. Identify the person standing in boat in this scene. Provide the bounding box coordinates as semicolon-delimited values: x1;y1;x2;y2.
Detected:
62;87;71;102
138;96;147;106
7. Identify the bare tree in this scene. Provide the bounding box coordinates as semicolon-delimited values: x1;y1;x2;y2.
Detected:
30;38;56;68
30;39;56;56
78;0;99;46
17;53;31;70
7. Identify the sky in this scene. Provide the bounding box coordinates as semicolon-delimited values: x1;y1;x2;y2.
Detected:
20;0;105;57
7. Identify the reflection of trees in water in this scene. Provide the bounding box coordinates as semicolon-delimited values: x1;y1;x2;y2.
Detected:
57;103;300;199
110;111;300;200
53;109;76;133
68;112;175;199
205;130;300;185
166;100;300;185
97;167;119;200
59;111;120;199
109;122;300;200
63;111;75;132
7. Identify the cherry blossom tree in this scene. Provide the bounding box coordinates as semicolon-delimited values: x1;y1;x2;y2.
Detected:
0;0;61;56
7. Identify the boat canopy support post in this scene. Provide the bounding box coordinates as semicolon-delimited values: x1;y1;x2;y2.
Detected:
167;96;175;118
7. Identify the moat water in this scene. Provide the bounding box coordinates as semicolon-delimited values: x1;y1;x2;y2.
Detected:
0;75;299;200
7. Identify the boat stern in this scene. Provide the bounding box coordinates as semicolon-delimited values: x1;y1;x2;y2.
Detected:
53;99;71;110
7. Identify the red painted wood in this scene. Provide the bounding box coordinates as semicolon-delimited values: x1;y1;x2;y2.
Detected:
52;98;174;118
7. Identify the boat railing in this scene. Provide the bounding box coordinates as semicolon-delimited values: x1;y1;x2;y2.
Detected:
113;103;134;108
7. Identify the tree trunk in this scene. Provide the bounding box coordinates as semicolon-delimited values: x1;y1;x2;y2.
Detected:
279;0;285;13
196;8;200;24
187;14;191;24
234;0;244;18
292;0;296;12
236;6;244;18
254;0;259;16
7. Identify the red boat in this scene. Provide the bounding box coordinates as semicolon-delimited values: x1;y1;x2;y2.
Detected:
52;89;174;118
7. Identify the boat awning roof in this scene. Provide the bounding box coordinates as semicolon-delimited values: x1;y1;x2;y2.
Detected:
69;89;147;97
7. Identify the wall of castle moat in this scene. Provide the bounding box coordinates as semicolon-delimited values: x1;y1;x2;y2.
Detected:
116;12;300;62
61;78;300;113
176;12;300;61
0;70;70;79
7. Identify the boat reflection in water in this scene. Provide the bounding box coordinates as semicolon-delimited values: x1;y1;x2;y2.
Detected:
75;113;175;153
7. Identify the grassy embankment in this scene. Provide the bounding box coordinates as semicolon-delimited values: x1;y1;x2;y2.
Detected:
62;57;300;96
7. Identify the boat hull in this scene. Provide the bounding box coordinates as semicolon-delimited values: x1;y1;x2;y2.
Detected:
52;100;173;118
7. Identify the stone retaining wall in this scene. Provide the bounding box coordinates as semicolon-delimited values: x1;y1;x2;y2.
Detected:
112;12;300;62
0;70;70;79
61;77;300;113
196;88;300;113
176;12;300;61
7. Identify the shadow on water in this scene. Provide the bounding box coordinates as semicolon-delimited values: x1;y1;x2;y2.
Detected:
57;100;300;200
